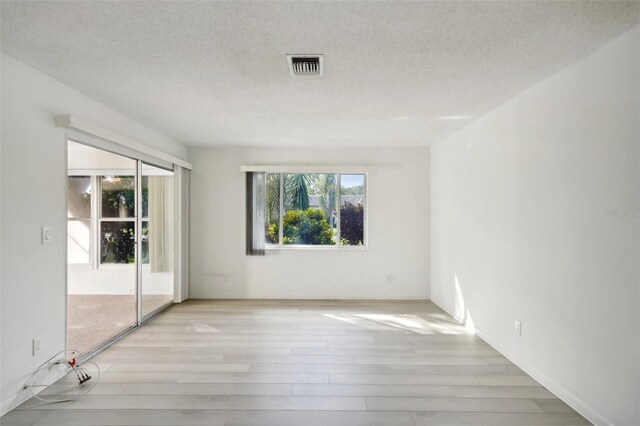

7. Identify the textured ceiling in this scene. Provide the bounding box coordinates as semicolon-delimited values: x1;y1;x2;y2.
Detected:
1;1;638;147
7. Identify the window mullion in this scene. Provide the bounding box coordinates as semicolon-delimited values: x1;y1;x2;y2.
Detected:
363;173;367;247
93;175;100;269
278;173;284;246
337;174;341;248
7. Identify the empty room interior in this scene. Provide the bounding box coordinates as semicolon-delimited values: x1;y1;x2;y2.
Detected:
0;1;638;425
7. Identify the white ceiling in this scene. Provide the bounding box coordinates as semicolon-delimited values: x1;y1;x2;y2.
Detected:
1;1;638;147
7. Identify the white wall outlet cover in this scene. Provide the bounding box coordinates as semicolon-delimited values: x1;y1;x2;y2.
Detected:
32;338;41;356
41;227;52;244
514;320;522;336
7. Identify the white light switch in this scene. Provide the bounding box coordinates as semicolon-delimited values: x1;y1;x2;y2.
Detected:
41;227;52;244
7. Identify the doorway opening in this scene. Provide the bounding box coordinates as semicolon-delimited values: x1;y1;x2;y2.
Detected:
67;141;175;355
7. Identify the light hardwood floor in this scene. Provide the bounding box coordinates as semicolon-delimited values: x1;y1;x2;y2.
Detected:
2;300;590;426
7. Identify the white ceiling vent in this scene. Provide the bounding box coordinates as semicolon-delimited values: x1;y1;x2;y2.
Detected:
287;55;324;77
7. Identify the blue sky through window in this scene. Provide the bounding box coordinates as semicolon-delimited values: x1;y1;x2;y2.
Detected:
341;174;364;188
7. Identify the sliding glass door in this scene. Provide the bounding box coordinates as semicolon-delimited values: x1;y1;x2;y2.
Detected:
67;142;138;354
67;141;174;355
140;163;175;319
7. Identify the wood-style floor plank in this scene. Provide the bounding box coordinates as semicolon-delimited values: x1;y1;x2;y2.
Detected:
1;300;591;426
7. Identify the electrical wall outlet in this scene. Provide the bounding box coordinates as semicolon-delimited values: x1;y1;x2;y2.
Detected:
514;320;522;336
386;273;395;282
32;338;41;356
41;227;52;244
222;273;230;282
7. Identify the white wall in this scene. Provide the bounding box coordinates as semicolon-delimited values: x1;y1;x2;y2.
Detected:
189;147;429;299
0;54;188;414
430;27;639;425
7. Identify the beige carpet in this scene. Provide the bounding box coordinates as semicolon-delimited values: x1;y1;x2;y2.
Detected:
67;295;171;355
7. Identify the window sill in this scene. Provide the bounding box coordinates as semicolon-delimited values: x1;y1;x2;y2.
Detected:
265;245;367;251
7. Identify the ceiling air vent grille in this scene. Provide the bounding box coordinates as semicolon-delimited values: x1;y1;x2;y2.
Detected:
287;55;324;77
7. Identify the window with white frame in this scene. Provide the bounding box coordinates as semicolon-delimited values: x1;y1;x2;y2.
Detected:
69;172;166;267
99;175;137;264
263;173;366;248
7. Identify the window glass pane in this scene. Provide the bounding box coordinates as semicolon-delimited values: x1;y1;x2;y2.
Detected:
68;176;91;218
68;219;91;264
141;167;175;317
141;176;149;218
141;220;149;264
100;221;135;264
67;141;138;357
101;176;135;218
283;173;337;245
340;174;365;246
265;173;280;244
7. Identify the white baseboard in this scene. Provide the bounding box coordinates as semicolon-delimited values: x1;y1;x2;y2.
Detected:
429;298;610;426
1;392;24;418
473;326;610;426
188;296;430;300
1;364;67;417
431;300;614;426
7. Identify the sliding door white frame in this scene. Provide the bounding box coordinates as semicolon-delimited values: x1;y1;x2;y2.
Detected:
173;165;190;302
65;129;189;358
135;160;143;324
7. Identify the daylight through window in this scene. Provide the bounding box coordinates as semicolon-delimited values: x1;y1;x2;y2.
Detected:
264;173;366;248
